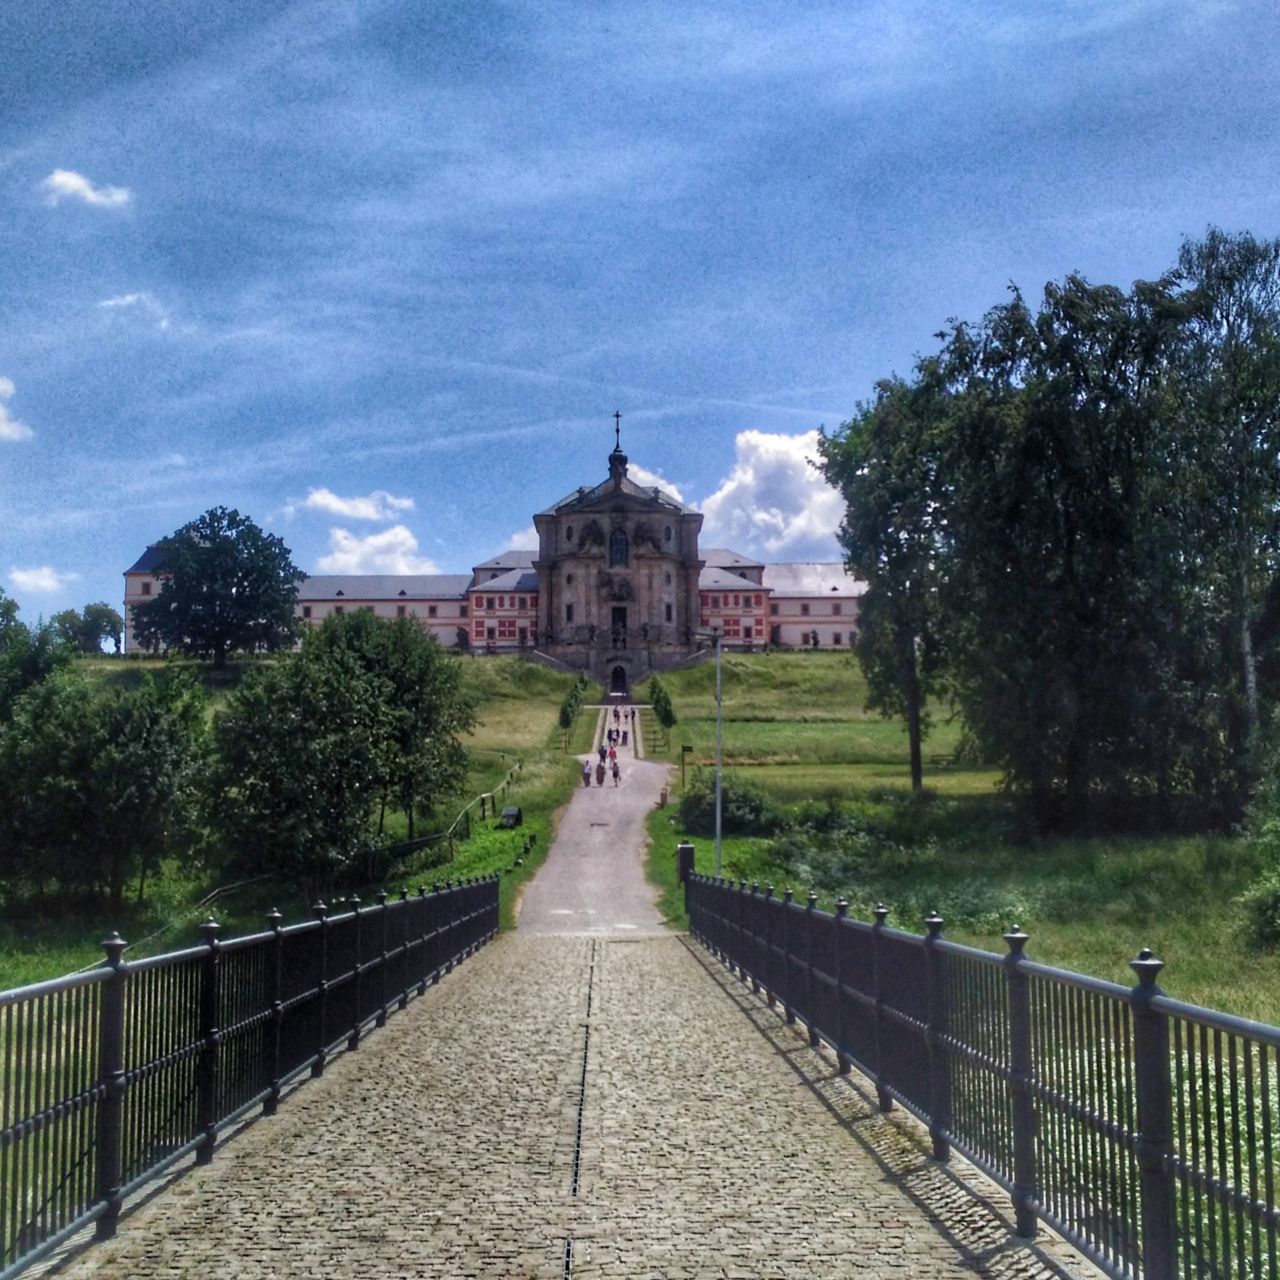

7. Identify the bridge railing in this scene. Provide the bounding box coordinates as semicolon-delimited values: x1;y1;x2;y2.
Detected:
687;871;1280;1280
0;876;499;1279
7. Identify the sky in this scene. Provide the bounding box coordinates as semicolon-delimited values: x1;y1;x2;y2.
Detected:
3;0;1279;620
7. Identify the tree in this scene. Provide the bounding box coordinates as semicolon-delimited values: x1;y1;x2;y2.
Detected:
131;507;305;667
818;372;951;791
51;602;125;654
301;611;475;837
0;591;72;721
1176;229;1280;747
0;668;207;910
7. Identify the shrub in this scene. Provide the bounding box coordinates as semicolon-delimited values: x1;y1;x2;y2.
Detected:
678;769;786;837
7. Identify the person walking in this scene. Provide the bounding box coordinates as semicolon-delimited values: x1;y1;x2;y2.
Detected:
621;728;628;747
598;743;607;763
596;760;606;786
582;760;592;787
608;744;617;764
611;759;621;786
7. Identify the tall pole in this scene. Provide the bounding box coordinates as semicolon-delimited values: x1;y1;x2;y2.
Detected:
714;627;723;878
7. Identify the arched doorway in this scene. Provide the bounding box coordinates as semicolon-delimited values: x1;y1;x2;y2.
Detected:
610;665;628;696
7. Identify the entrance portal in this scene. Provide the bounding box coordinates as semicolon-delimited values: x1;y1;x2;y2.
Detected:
610;665;628;696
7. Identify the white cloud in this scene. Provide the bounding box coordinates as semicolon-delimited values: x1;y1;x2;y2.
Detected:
698;430;843;560
316;525;440;573
0;377;33;442
99;292;170;330
506;524;539;550
40;169;131;208
628;462;685;503
10;565;80;593
303;487;415;521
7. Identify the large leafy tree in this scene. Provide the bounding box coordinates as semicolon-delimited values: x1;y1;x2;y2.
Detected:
818;371;951;791
131;507;305;667
0;590;72;721
0;668;207;910
52;602;125;654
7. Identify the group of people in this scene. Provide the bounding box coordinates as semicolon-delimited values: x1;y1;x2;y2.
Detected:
581;704;638;788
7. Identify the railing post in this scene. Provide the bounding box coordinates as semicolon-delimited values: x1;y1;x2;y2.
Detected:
764;885;776;1009
417;885;430;994
264;909;284;1116
347;896;363;1051
377;890;390;1028
312;901;329;1077
196;917;222;1166
1003;925;1037;1237
806;892;820;1048
871;903;893;1112
94;932;129;1240
1130;948;1176;1279
782;888;796;1026
835;900;851;1075
923;911;950;1161
750;884;762;994
397;888;410;1011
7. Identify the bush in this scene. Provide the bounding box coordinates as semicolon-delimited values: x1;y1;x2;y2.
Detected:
1238;870;1280;949
678;769;786;837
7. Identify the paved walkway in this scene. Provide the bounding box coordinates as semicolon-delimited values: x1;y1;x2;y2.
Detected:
59;713;1099;1279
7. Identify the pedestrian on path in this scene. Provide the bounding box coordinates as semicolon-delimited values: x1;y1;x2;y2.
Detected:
608;745;616;763
611;760;621;786
598;743;607;763
596;761;606;786
582;760;592;787
621;729;628;747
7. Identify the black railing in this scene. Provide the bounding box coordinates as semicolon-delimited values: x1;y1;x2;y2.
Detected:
687;871;1280;1280
0;877;499;1279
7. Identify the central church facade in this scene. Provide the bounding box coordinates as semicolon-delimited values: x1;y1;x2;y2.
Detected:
533;438;705;690
124;435;863;687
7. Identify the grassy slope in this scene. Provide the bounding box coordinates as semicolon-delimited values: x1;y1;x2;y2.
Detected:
640;652;1280;1023
0;655;591;988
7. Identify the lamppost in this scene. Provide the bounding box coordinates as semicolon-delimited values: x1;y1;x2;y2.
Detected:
712;625;723;878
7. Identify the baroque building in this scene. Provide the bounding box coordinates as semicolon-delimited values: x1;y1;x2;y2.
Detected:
123;431;864;691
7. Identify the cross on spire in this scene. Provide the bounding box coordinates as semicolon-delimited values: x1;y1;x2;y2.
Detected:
613;410;621;449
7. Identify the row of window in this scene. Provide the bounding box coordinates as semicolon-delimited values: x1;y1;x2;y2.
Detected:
299;604;466;620
473;594;537;611
473;619;536;641
701;592;764;610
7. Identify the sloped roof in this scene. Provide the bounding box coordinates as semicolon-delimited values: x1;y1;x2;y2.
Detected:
471;569;539;593
760;563;866;597
297;574;472;601
124;546;167;575
473;549;536;572
702;547;764;570
698;567;765;591
538;470;694;516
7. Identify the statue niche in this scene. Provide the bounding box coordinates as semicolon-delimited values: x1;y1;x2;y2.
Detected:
579;519;606;549
632;522;663;553
596;570;634;602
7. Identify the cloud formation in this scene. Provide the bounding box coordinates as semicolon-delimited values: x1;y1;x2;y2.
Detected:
316;525;440;573
505;524;539;550
698;430;843;560
40;169;131;208
303;487;414;521
99;292;170;330
10;565;80;592
0;378;33;442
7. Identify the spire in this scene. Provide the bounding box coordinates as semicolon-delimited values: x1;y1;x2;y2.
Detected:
608;410;628;486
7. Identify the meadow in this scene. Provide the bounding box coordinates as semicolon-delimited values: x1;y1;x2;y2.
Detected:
638;652;1280;1024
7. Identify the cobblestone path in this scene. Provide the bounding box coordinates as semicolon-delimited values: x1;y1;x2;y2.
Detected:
62;931;1098;1279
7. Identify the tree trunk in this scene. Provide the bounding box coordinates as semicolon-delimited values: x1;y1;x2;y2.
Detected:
900;633;923;792
1241;563;1259;741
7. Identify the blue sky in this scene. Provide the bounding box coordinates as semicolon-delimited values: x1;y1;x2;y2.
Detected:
3;0;1279;618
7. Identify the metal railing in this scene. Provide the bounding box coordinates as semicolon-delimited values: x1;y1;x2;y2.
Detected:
687;872;1280;1280
0;877;499;1279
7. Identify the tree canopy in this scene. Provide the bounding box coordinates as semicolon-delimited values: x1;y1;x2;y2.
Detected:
52;602;124;654
130;507;305;667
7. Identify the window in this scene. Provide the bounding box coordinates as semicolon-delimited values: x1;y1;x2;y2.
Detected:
473;619;485;638
800;603;810;616
566;525;574;541
833;602;842;616
744;625;753;641
459;605;468;618
609;527;629;566
711;595;720;608
363;606;374;613
302;605;312;619
498;596;505;609
530;595;538;607
397;605;407;617
141;580;152;596
733;594;740;607
565;573;574;586
770;603;779;615
665;572;672;585
486;597;495;610
334;606;344;615
755;594;762;607
834;633;843;645
428;605;437;618
518;596;527;609
700;593;709;608
665;603;673;622
498;618;517;639
664;526;672;543
474;597;484;612
486;626;496;641
565;603;574;623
